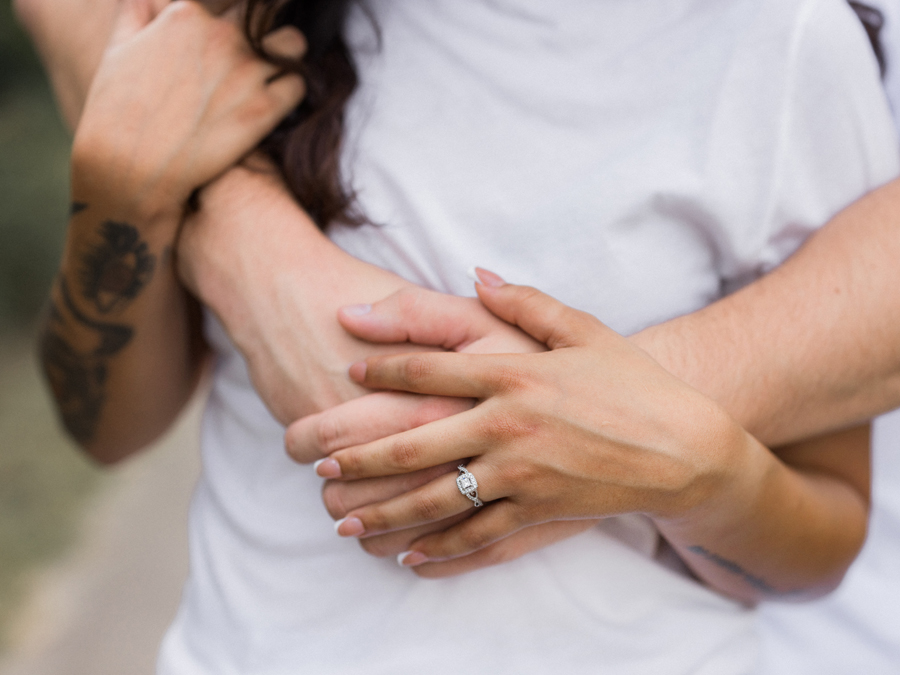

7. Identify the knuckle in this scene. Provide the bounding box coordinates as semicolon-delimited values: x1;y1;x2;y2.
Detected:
388;438;422;471
516;285;545;309
411;492;445;523
241;94;277;124
509;503;537;528
361;509;390;535
501;457;540;485
489;363;528;395
320;482;348;519
283;427;304;463
476;408;533;444
400;355;436;387
459;526;494;552
336;450;362;477
314;414;343;454
395;288;423;316
165;1;199;21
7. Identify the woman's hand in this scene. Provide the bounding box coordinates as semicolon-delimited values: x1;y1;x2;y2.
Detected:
272;285;594;577
72;0;305;228
42;0;304;460
306;273;869;599
314;272;758;564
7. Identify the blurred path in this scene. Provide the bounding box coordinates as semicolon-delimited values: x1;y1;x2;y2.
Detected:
0;393;203;675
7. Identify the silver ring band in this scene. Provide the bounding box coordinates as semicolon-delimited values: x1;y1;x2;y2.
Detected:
456;465;484;507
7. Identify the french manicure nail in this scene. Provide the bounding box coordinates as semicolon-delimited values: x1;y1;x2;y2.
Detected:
475;267;506;288
314;458;342;478
334;517;365;537
397;550;428;567
343;303;372;316
474;267;506;288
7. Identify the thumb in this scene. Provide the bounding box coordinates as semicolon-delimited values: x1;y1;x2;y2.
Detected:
338;288;499;350
472;268;596;349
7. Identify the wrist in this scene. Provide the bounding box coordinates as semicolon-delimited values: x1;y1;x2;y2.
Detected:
71;158;184;235
653;414;773;538
70;132;186;230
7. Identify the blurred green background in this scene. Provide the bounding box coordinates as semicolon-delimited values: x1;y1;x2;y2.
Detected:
0;1;105;652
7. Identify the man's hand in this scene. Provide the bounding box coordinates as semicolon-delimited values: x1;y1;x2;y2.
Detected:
178;162;448;422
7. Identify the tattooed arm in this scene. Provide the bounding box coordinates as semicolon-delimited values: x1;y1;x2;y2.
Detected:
39;1;304;461
41;209;200;457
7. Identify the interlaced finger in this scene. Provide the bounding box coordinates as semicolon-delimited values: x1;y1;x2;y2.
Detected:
475;281;602;349
337;463;504;536
355;512;472;559
321;463;458;520
401;499;524;564
318;406;492;479
260;25;307;61
352;351;529;399
286;392;472;463
409;519;601;578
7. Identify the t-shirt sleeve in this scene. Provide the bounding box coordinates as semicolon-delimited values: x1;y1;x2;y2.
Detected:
755;0;899;275
716;0;899;294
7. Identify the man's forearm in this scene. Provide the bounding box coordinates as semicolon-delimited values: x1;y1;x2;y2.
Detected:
634;178;900;447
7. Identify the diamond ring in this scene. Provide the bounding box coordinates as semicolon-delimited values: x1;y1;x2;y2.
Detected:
456;465;484;507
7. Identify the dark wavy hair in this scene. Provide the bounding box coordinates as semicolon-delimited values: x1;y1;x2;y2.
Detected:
243;1;888;231
243;0;365;230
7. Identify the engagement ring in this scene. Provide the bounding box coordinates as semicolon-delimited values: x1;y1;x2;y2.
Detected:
456;465;484;507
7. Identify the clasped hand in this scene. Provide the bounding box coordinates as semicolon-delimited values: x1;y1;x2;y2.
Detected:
293;272;752;572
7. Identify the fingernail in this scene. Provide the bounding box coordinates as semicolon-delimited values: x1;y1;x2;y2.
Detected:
397;550;428;567
342;303;371;316
314;458;342;478
348;361;367;382
473;267;506;288
334;517;365;537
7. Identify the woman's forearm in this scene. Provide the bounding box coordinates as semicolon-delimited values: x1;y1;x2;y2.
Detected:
325;281;870;601
40;190;201;462
38;2;304;459
654;424;870;603
634;178;900;447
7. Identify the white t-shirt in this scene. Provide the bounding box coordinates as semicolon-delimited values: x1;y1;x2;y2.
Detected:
157;1;898;673
758;3;900;673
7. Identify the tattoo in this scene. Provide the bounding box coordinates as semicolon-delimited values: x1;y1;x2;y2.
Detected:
70;202;88;216
40;216;154;444
687;545;790;596
60;278;134;355
79;221;155;314
40;278;136;444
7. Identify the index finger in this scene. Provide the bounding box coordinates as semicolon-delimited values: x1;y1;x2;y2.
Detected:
316;405;489;480
349;351;529;399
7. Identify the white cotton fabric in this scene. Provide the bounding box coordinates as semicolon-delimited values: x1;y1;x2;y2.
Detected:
758;412;900;675
757;3;900;673
157;1;899;673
